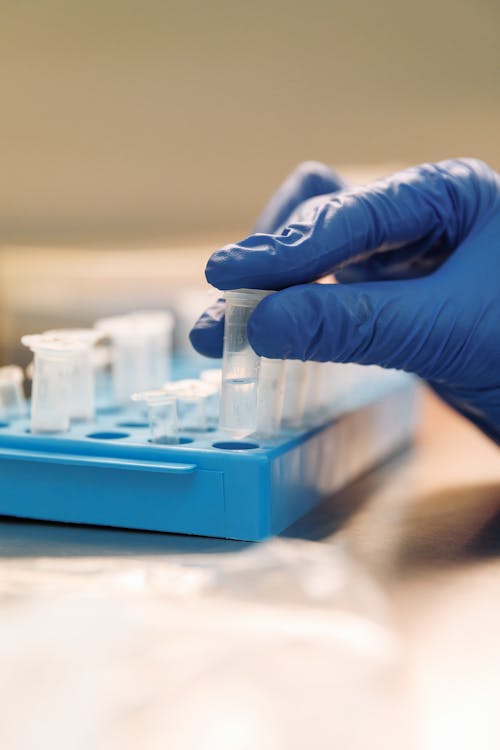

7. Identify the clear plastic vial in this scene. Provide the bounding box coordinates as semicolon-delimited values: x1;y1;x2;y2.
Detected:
281;360;308;429
200;368;222;428
45;329;103;421
0;365;26;419
95;315;151;406
219;289;278;438
302;361;323;424
21;335;83;434
256;358;285;436
162;379;217;432
96;311;174;405
131;389;178;445
92;342;114;410
127;310;174;387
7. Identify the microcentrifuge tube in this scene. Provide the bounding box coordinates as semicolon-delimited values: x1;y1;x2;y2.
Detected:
281;360;308;429
162;379;216;432
131;389;178;445
200;369;222;427
128;310;174;386
0;366;26;419
45;329;103;421
95;315;151;406
92;342;114;410
219;289;274;438
21;334;83;434
200;368;222;390
302;361;325;425
256;358;285;436
321;362;354;411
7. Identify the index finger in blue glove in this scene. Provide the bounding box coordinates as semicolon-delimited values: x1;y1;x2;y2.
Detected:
206;158;498;291
190;161;345;358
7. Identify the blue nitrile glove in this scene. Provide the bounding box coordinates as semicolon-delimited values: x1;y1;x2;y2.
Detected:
190;158;500;443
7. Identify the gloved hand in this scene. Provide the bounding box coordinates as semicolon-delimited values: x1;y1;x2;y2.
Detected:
190;158;500;443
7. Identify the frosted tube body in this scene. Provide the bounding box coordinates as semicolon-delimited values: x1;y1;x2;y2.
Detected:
96;313;172;405
281;360;307;429
148;399;178;444
31;352;72;433
131;389;179;445
0;366;25;419
112;336;150;405
176;395;206;432
256;358;285;436
200;369;222;428
67;349;94;421
129;311;174;387
44;329;103;421
162;379;216;432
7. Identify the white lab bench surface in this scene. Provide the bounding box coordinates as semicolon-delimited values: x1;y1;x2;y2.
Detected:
1;389;500;750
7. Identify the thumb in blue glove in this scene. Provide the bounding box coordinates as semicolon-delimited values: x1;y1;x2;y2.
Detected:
194;158;500;443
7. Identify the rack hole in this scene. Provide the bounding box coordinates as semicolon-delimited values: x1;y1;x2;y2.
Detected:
116;421;148;429
212;441;259;451
87;431;129;440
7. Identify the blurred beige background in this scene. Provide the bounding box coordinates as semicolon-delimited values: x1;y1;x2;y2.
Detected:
1;0;499;246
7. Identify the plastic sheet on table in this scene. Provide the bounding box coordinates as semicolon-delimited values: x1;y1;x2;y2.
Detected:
0;537;409;750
